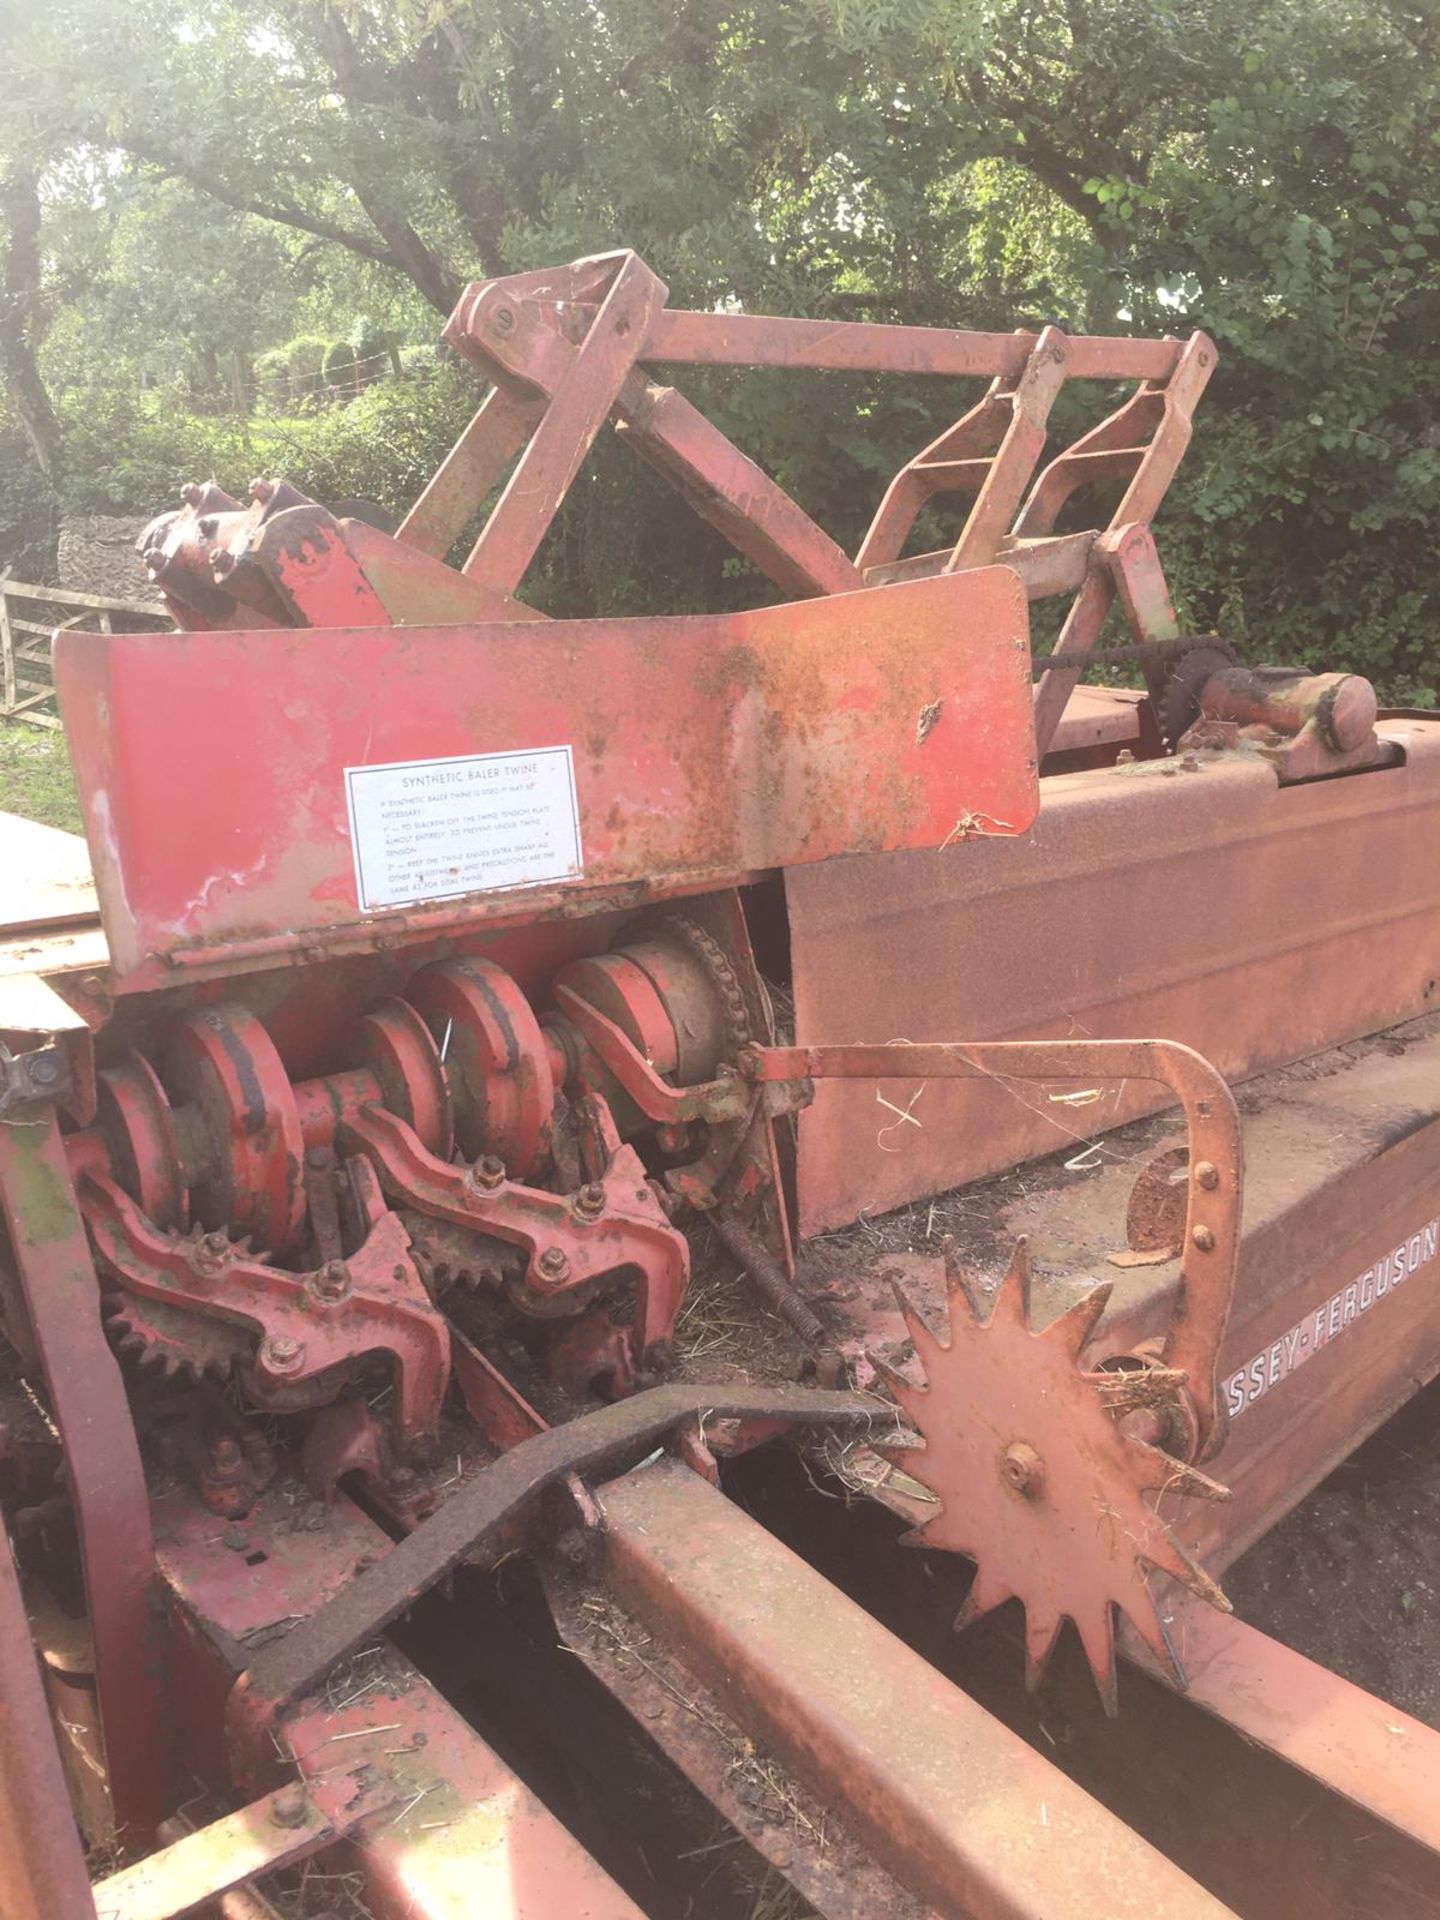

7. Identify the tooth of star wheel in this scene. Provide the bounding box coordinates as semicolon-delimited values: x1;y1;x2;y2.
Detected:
874;1237;1232;1713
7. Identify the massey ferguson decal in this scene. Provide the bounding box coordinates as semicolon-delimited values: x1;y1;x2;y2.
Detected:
1225;1217;1440;1418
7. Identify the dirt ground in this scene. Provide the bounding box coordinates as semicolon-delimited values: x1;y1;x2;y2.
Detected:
1226;1375;1440;1728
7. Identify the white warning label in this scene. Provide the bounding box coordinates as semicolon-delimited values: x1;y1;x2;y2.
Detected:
344;747;582;911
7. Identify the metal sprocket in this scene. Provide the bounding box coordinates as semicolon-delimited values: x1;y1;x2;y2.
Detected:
1158;640;1238;749
107;1293;250;1383
875;1237;1231;1712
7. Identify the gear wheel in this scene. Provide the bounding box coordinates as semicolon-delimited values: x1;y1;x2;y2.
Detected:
107;1293;251;1382
648;912;755;1060
1158;640;1237;750
875;1237;1231;1712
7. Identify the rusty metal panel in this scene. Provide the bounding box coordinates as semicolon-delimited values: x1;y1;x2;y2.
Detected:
54;567;1035;983
601;1460;1236;1920
788;719;1440;1234
1197;1051;1440;1570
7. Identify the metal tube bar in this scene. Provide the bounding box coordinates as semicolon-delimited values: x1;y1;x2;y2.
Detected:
463;254;664;591
642;310;1186;382
601;1461;1237;1920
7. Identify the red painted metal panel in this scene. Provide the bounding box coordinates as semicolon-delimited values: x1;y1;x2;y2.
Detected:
788;720;1440;1235
55;568;1035;983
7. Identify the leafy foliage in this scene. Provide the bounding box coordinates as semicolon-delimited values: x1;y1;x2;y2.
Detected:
0;0;1435;697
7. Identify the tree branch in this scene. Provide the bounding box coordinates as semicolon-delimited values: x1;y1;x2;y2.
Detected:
120;137;402;269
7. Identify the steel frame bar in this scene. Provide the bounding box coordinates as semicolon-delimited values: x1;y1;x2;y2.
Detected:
91;1789;341;1920
601;1460;1236;1920
0;1517;97;1920
613;377;864;596
640;307;1186;381
1026;333;1214;755
0;1109;172;1838
1126;1601;1440;1858
396;384;544;559
857;327;1069;573
432;249;1210;685
463;253;666;591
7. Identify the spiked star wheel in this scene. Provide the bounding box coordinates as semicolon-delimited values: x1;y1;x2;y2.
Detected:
875;1237;1232;1713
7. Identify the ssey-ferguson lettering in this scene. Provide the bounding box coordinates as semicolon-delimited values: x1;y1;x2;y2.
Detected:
1224;1216;1439;1418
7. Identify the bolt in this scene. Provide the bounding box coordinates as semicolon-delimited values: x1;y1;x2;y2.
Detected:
1180;754;1201;773
1000;1440;1045;1498
28;1054;59;1088
304;1143;334;1171
538;1247;570;1282
1194;1161;1219;1191
492;305;516;334
312;1259;351;1303
209;1435;243;1477
1191;1224;1216;1252
249;477;274;504
574;1181;606;1219
1115;747;1135;766
270;1784;309;1829
468;1155;506;1192
181;482;203;508
188;1231;232;1280
260;1334;305;1374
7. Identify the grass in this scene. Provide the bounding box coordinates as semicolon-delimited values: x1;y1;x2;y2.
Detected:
0;723;83;833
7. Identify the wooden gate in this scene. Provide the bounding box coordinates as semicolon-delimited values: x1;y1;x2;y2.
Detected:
0;576;171;729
